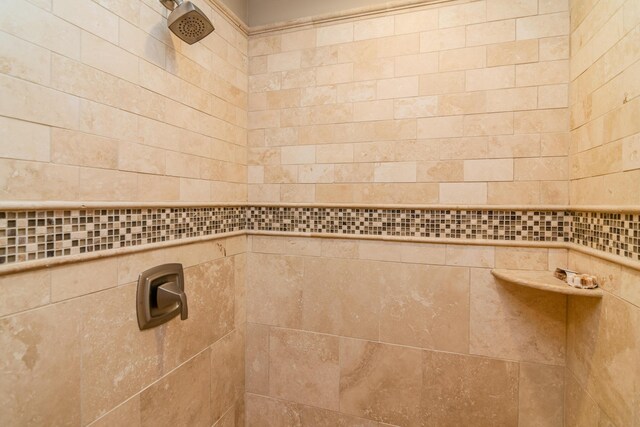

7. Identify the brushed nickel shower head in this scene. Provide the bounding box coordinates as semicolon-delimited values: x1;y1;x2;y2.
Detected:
159;0;214;45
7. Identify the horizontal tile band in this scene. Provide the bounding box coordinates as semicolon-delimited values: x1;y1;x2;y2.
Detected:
2;202;640;213
0;205;638;274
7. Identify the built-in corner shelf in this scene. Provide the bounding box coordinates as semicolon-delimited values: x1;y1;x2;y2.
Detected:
491;269;604;298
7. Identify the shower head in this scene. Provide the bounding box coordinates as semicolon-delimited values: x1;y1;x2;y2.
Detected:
160;0;214;45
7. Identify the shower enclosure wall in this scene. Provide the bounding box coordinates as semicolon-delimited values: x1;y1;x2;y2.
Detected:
0;0;639;426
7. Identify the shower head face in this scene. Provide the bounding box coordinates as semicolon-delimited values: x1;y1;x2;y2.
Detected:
167;1;214;45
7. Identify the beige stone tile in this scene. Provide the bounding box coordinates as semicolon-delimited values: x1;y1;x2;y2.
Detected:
317;22;353;46
0;31;51;85
245;393;377;427
538;84;569;108
495;247;549;270
487;0;538;20
316;143;353;163
246;323;270;395
354;16;394;41
418;116;464;138
0;116;50;162
488;181;541;204
439;46;486;71
211;329;245;422
380;263;470;352
269;328;340;410
419;27;466;52
487;39;539;66
267;51;301;72
466;65;515;91
353;182;439;204
50;258;117;301
247;253;304;328
518;363;564;427
470;268;566;364
395;52;438;77
549;173;578;202
280;28;315;52
140;350;211;427
88;396;140;427
249;35;281;56
419;71;466;95
438;91;487;115
566;294;640;427
541;133;570;156
0;300;81;426
162;258;235;371
417;160;464;182
373;162;416;182
395;9;438;34
302;258;380;340
320;239;359;259
51;128;118;169
316;63;353;85
466;19;516;46
564;370;602;427
340;339;423;425
79;167;137;201
377;76;419;100
517;12;569;39
0;0;81;59
446;245;495;267
0;159;79;201
300;85;337;107
516;109;569;133
439;182;488;204
81;32;138;83
0;74;80;130
353;100;393;122
53;0;119;43
137;174;180;202
464;158;514;181
539;36;570;61
486;133;541;157
0;269;50;318
516;60;569;86
439;0;487;28
298;164;334;183
81;284;162;423
622;133;640;172
337;81;377;103
515;157;568;181
465;112;514;137
421;351;519;426
281;145;314;164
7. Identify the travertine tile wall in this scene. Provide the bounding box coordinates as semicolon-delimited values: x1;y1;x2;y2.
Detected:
565;1;640;426
0;0;248;202
0;235;246;426
0;0;249;425
569;0;640;206
245;235;568;426
247;0;571;205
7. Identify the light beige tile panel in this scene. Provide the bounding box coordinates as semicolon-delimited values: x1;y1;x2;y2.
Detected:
487;0;538;21
517;11;570;40
438;0;487;29
0;31;51;86
53;0;120;43
470;268;567;365
466;19;516;47
0;73;80;129
0;0;81;59
0;116;50;162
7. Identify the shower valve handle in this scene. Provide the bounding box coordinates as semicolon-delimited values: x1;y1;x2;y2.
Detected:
157;282;189;320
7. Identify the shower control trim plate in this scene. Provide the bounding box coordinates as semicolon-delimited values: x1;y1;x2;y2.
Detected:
136;263;188;330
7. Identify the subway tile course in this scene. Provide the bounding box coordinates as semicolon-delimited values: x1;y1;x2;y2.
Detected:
1;206;639;266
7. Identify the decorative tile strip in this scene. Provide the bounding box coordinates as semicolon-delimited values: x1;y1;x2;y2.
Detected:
1;205;639;267
0;207;246;265
572;211;640;262
246;207;571;242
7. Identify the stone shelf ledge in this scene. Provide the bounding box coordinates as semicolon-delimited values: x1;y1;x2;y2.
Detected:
491;269;604;298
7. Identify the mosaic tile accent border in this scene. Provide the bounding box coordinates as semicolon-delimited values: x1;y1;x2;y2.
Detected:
246;206;571;242
1;205;639;266
572;211;640;262
0;207;245;265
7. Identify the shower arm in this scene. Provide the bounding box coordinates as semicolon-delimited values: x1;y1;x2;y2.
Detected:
160;0;182;11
